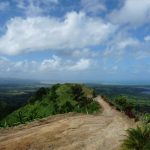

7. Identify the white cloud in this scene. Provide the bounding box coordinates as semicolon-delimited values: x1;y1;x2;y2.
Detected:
40;56;92;71
0;11;116;55
109;0;150;26
101;31;150;65
81;0;106;14
116;38;139;49
0;1;9;11
40;55;61;71
103;32;140;59
68;59;91;71
0;55;92;76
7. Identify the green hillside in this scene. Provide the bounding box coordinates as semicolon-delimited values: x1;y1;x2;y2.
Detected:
0;83;100;127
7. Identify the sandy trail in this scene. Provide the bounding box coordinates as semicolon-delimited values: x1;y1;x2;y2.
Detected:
0;96;135;150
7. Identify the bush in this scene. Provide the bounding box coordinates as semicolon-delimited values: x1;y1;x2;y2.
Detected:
141;114;150;124
115;96;134;112
86;101;100;114
115;96;127;110
122;125;150;150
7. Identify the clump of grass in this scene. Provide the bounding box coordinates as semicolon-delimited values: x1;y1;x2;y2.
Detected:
122;124;150;150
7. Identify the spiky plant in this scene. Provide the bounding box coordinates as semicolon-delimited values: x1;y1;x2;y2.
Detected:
122;125;150;150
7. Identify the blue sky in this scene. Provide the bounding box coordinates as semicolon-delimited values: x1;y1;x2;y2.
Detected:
0;0;150;83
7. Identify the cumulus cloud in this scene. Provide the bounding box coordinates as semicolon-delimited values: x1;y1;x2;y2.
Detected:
0;55;92;76
68;59;91;71
109;0;150;26
40;55;61;71
0;11;116;55
40;56;92;71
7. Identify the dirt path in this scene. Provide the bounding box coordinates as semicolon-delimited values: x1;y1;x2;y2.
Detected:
0;96;136;150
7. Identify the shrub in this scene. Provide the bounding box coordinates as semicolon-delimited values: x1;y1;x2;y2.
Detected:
115;96;134;112
115;96;127;110
122;125;150;150
141;114;150;124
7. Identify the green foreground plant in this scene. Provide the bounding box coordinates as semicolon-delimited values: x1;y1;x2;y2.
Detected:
122;124;150;150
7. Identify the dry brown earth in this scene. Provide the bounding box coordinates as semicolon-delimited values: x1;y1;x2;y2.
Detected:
0;96;136;150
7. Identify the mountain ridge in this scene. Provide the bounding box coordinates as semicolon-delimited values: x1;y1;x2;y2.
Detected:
0;96;136;150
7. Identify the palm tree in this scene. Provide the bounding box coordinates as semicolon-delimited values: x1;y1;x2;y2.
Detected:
122;125;150;150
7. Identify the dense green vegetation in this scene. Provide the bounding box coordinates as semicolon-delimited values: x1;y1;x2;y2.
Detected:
0;83;52;120
114;96;134;111
0;83;100;127
1;83;149;122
